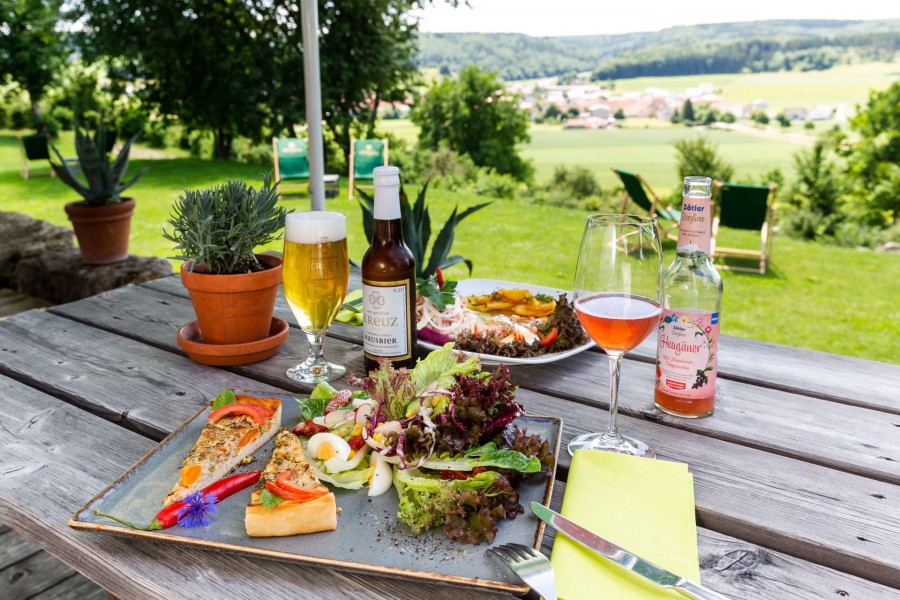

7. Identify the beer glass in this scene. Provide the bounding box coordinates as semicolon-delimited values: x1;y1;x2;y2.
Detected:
569;214;664;458
283;211;350;383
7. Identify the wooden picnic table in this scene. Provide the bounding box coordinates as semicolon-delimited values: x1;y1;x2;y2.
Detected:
0;270;898;599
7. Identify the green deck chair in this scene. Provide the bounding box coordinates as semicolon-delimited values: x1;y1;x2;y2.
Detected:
711;181;777;274
348;137;388;199
612;168;681;240
18;133;54;180
272;137;310;190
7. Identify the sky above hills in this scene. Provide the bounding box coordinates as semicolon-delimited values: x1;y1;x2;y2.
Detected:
413;0;899;37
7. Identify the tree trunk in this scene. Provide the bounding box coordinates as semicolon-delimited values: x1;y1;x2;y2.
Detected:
366;88;380;137
213;130;233;160
28;90;45;134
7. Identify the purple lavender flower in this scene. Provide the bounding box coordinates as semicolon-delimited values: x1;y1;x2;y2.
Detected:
177;492;218;528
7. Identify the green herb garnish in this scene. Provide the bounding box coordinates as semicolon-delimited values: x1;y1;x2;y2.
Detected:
261;488;284;509
211;390;237;410
417;275;458;311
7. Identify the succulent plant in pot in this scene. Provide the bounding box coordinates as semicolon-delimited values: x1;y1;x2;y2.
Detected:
164;175;290;346
50;120;148;264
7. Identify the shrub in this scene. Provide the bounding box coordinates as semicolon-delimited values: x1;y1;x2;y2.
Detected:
673;135;735;183
144;119;169;148
550;165;600;199
50;106;74;130
235;141;272;166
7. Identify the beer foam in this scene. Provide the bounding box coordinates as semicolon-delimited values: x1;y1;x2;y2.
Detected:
286;211;346;243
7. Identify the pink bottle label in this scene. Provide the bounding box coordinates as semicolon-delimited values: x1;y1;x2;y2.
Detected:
676;197;712;254
655;309;718;399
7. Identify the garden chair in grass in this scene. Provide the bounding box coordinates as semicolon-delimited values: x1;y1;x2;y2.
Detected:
711;181;777;275
611;167;681;240
348;137;388;199
272;137;310;193
18;133;79;180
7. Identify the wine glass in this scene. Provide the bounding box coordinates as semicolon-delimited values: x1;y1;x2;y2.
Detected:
569;214;664;458
282;211;350;383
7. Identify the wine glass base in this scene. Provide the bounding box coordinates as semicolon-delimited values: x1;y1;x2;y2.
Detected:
286;361;346;383
567;431;656;458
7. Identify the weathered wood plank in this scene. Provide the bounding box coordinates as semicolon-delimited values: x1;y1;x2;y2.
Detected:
0;549;81;600
33;573;107;600
0;309;299;440
51;284;900;487
545;483;899;600
0;377;511;600
0;528;39;569
2;375;889;599
142;273;900;413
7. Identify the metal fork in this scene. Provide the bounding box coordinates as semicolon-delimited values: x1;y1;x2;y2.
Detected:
487;543;557;600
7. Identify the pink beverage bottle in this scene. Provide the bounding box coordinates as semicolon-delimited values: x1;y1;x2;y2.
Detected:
655;176;723;417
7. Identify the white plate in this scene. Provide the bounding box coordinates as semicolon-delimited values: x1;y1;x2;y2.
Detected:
418;278;594;365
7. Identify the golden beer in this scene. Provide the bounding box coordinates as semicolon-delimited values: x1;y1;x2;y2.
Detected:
283;213;349;333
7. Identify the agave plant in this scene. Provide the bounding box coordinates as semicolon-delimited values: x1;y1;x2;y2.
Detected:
357;178;491;278
164;175;289;275
50;120;147;206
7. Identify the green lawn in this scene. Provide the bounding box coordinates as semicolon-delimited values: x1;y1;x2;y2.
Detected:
2;129;898;364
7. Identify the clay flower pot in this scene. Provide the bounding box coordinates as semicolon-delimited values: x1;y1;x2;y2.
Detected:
181;254;283;345
64;198;135;265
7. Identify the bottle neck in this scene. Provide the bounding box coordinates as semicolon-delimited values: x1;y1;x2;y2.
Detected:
675;195;713;255
373;218;403;243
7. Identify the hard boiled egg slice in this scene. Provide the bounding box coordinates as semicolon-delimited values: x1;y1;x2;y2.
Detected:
306;432;352;462
367;453;393;497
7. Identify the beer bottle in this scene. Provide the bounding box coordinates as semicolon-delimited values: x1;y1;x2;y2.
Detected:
654;176;723;418
361;166;417;372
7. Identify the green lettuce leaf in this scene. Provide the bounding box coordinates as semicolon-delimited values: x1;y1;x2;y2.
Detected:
411;342;481;395
420;442;541;473
394;467;501;534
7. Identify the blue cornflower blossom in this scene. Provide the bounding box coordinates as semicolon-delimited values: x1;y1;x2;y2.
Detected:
177;492;219;528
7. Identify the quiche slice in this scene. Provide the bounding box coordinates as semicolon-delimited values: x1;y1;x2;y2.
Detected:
163;395;282;506
245;429;337;537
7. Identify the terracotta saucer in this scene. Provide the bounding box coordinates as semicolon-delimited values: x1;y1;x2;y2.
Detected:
176;317;289;366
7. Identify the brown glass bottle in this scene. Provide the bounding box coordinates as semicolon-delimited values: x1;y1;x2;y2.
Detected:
361;166;417;373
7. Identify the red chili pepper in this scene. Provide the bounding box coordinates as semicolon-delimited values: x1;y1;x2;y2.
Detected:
94;470;262;531
292;419;330;436
436;267;445;288
347;434;365;451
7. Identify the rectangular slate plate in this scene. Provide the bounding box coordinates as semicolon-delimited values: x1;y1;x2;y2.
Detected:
69;390;561;594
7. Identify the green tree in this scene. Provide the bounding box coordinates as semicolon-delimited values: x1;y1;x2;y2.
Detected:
0;0;67;131
776;113;792;128
411;65;532;181
673;135;735;183
78;0;432;161
682;99;695;123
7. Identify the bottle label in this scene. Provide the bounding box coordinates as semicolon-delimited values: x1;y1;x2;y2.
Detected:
362;279;412;360
655;309;718;399
676;196;712;254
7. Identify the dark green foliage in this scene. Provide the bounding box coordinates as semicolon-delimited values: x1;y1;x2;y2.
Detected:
411;66;532;181
357;180;490;278
49;120;147;206
776;113;792;127
164;175;289;275
0;0;68;130
751;110;770;125
673;136;735;184
682;99;695;123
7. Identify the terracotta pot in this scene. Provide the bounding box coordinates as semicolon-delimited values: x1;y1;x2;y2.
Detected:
64;199;135;265
181;254;283;345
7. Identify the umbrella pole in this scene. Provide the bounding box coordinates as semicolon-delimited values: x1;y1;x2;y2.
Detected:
301;0;325;210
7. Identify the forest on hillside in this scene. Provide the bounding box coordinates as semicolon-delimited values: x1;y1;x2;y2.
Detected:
416;19;900;80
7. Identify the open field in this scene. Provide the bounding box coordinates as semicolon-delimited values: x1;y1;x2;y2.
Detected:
2;129;898;364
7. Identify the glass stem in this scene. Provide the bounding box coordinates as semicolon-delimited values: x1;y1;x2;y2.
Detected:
305;331;325;367
606;352;624;441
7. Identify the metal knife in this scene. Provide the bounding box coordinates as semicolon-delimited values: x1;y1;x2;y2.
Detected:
530;502;729;600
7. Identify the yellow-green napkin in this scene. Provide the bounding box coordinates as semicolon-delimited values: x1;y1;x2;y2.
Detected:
551;451;699;600
335;289;363;325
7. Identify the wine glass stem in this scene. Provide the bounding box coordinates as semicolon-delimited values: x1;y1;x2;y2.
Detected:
606;352;624;440
305;331;325;367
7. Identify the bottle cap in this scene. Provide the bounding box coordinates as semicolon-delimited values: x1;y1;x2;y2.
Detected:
373;166;400;187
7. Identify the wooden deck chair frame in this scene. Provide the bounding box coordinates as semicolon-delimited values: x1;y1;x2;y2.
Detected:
348;137;389;200
711;181;777;275
272;136;310;193
611;167;680;241
18;133;56;180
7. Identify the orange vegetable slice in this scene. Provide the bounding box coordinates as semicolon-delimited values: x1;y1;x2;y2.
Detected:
238;429;259;448
181;464;202;487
